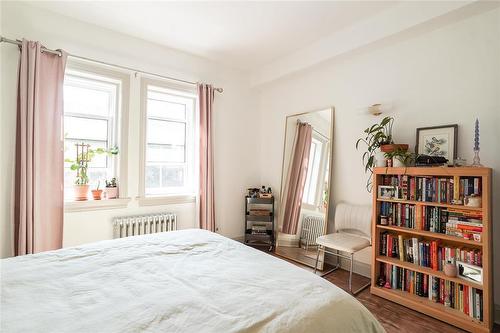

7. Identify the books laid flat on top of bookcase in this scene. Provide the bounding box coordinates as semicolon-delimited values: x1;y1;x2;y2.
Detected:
371;167;492;333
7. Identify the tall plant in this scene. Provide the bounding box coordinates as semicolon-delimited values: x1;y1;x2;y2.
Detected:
355;116;394;191
65;145;119;185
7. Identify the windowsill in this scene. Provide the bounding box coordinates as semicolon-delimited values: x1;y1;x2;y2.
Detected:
64;197;131;213
137;195;196;206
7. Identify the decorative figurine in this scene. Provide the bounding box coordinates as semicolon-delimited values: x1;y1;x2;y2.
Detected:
471;118;483;167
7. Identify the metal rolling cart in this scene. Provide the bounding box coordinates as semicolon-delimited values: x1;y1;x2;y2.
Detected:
244;196;274;251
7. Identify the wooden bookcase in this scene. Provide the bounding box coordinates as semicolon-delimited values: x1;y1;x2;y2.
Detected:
370;167;492;333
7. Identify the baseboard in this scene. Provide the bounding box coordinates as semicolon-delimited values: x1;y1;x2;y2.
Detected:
495;303;500;325
324;253;371;278
231;236;245;243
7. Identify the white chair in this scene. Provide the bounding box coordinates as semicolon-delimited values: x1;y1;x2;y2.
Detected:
314;203;372;295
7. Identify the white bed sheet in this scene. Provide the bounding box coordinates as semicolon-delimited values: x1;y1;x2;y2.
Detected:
1;229;384;333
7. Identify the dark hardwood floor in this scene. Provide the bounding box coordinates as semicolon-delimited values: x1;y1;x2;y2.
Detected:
271;252;499;333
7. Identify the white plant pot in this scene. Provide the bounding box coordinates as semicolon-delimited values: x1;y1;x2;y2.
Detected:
393;157;405;168
105;187;118;199
374;150;386;167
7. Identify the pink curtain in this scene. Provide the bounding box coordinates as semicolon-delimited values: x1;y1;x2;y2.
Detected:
281;123;313;235
198;84;216;232
14;40;67;255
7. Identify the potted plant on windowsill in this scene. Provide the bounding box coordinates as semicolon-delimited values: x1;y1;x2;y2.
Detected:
105;177;118;199
91;181;103;200
65;143;118;201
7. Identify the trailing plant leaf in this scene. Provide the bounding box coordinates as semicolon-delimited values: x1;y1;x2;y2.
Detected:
355;116;395;192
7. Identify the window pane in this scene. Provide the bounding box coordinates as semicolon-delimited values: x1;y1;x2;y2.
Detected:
147;144;185;163
65;116;108;141
145;164;186;195
64;83;113;117
63;71;120;201
161;166;184;188
147;119;185;145
64;139;108;168
303;139;322;205
145;165;161;189
147;99;186;120
144;85;196;197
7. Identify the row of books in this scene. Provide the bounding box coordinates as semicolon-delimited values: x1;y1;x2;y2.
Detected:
379;203;483;242
379;263;483;321
381;175;481;203
380;203;450;232
379;232;483;269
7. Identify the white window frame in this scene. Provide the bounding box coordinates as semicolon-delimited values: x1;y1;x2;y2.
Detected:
138;77;198;206
302;133;329;211
63;59;130;212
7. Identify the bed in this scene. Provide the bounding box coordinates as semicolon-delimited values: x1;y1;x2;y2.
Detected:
1;229;384;332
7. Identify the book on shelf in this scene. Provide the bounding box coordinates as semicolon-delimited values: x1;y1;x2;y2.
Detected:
380;175;481;203
379;202;483;242
378;262;483;321
379;231;483;270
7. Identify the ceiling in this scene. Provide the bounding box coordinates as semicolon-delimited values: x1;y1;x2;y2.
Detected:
27;1;396;70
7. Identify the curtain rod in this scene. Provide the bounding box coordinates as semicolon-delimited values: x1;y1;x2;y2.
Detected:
0;35;223;93
296;119;329;141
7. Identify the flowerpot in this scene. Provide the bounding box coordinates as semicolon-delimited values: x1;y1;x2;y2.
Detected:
374;149;386;167
380;144;409;153
444;263;457;277
105;187;118;199
464;195;481;208
74;184;89;201
91;189;103;200
392;157;405;168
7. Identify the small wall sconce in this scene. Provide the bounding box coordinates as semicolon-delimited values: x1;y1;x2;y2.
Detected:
368;104;383;116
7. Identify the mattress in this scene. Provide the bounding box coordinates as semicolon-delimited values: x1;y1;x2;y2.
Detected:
1;229;384;333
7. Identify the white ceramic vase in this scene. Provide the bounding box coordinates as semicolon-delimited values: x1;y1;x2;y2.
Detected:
374;149;386;167
392;157;405;168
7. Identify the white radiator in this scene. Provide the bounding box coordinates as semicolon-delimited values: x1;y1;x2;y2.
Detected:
300;215;325;248
113;213;177;238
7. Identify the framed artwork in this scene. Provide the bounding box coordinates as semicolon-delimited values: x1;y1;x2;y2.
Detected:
415;124;458;164
378;185;396;199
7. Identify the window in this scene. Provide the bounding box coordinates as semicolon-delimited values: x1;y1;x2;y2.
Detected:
303;135;329;209
142;82;197;197
63;68;121;200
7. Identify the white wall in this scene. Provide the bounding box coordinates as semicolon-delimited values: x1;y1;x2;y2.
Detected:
256;8;500;304
0;2;260;255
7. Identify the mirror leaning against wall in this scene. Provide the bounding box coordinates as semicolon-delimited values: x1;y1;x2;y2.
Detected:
276;107;334;269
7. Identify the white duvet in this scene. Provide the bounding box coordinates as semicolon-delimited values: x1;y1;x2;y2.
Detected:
1;229;384;333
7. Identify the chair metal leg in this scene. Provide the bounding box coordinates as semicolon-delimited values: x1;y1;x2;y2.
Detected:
349;253;353;293
348;252;371;296
316;247;370;295
320;249;339;277
314;246;321;274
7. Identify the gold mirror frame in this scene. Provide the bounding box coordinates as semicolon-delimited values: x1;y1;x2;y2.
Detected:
275;107;335;270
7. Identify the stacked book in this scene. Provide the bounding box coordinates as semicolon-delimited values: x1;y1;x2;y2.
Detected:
250;224;268;235
379;232;483;270
379;263;483;321
446;208;483;241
